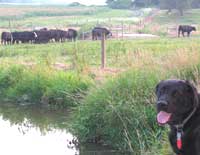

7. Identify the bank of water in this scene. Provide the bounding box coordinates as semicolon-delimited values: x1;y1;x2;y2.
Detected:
0;103;125;155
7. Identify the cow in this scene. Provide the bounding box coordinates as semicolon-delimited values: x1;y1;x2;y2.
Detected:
178;25;196;37
1;32;12;45
34;30;51;44
67;29;78;41
59;30;68;42
92;27;112;40
12;31;37;44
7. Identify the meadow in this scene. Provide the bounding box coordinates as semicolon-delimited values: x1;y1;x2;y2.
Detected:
0;5;149;32
0;5;200;155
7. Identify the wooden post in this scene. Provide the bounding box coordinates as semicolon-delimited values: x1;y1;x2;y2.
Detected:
9;20;11;32
121;21;124;40
101;33;106;69
82;32;85;40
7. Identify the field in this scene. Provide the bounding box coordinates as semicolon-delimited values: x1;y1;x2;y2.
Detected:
0;5;150;33
0;5;200;155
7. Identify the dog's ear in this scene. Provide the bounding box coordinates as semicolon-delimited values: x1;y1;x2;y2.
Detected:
184;80;196;93
155;80;163;94
184;80;199;107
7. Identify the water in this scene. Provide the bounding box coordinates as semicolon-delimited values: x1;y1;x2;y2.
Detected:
0;103;79;155
0;103;128;155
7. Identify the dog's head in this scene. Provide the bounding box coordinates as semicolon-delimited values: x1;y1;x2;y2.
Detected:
155;79;199;126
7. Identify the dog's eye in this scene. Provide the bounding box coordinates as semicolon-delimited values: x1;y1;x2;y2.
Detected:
160;86;166;94
172;90;179;97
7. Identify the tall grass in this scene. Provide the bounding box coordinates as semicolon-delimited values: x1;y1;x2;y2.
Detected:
0;65;92;107
70;40;200;154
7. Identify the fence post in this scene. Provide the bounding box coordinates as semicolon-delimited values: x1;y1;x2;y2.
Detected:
101;33;106;69
9;20;11;32
121;21;124;40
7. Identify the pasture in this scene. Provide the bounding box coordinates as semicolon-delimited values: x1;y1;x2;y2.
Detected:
0;4;200;155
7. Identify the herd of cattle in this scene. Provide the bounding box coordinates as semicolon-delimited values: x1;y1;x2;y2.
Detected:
0;25;197;45
1;28;77;44
1;27;112;45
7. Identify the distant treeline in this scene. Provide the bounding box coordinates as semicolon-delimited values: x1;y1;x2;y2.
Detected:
106;0;200;9
106;0;200;15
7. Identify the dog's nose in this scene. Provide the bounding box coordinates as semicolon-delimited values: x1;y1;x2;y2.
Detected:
157;100;168;107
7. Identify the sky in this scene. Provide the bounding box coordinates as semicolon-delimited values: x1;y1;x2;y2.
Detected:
48;0;107;5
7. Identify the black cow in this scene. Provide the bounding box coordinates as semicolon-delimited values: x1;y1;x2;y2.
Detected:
12;31;37;44
34;30;51;44
67;29;78;41
1;32;12;45
49;29;61;42
178;25;196;37
59;30;68;42
92;27;112;40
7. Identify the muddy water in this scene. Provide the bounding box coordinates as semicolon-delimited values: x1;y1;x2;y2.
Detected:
0;103;128;155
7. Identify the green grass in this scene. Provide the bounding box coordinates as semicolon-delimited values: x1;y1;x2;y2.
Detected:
1;38;200;68
70;47;200;154
0;65;92;107
0;5;136;29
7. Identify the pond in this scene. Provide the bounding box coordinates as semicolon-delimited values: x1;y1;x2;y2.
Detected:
0;103;129;155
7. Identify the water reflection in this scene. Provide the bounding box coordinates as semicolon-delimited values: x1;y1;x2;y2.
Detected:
0;103;132;155
0;103;79;155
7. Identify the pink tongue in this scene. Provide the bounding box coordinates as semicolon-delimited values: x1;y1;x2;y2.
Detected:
157;111;172;124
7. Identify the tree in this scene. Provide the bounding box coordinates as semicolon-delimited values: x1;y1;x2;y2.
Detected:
106;0;134;9
159;0;192;16
133;0;159;7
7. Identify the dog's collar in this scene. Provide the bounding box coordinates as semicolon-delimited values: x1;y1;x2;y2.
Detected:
173;106;197;153
174;107;197;130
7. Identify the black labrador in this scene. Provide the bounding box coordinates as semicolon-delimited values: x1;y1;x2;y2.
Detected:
155;79;200;155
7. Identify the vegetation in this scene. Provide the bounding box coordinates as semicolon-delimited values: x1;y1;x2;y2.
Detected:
0;5;136;29
71;39;200;154
0;3;200;155
0;65;92;107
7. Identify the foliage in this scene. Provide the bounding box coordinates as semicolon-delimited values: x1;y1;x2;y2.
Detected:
159;0;192;15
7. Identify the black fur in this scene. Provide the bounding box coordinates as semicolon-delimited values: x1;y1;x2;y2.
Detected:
178;25;196;37
155;79;200;155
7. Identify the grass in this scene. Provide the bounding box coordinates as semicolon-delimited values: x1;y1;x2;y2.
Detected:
1;38;199;68
0;65;92;107
0;5;137;29
0;37;200;154
69;38;200;154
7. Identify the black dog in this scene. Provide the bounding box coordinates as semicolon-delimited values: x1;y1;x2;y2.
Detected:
178;25;196;37
155;79;200;155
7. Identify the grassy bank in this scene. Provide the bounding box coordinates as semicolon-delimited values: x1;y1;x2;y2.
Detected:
0;65;92;107
70;39;200;154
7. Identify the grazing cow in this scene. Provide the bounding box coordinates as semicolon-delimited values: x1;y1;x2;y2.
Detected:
178;25;196;37
47;29;67;42
59;30;68;42
67;29;78;41
92;27;112;40
12;31;37;44
34;30;51;44
1;32;12;45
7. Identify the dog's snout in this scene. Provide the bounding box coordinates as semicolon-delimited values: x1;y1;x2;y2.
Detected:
157;100;168;105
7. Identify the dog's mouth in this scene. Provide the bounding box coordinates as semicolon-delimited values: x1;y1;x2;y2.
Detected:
157;111;172;125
